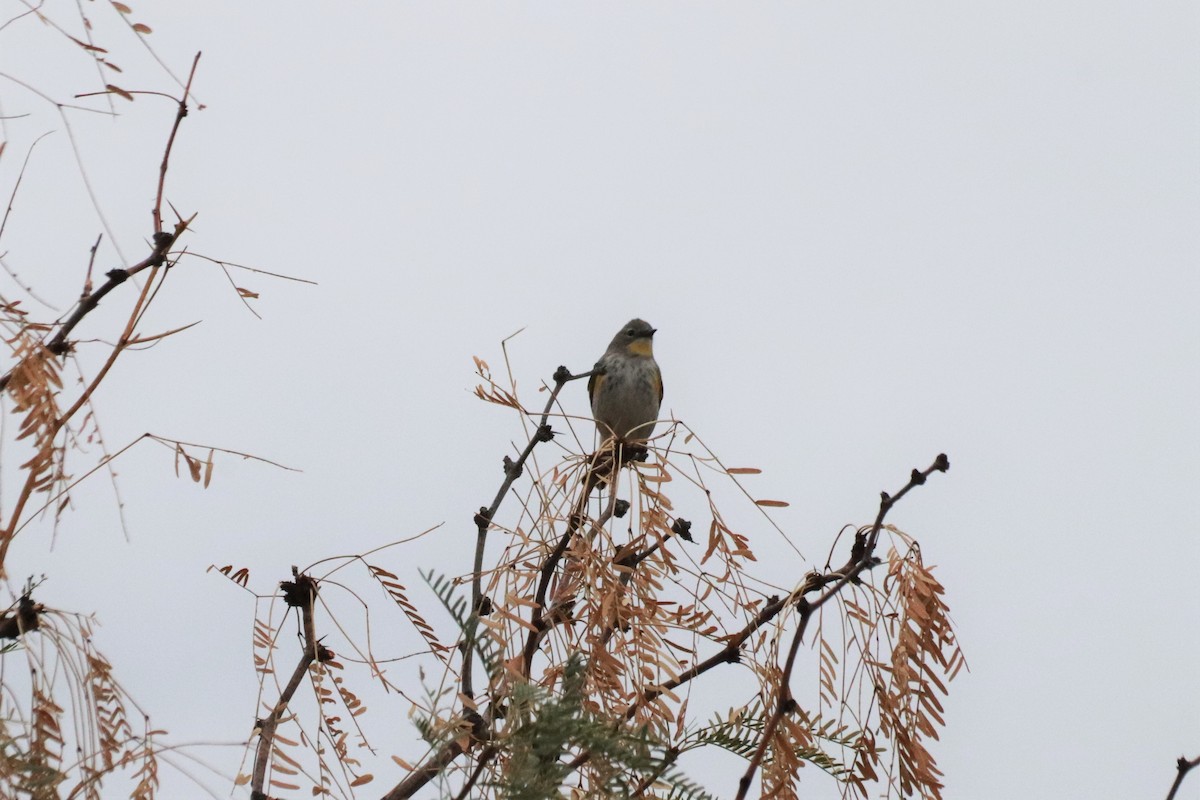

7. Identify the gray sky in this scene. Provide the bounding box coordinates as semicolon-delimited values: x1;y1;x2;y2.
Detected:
1;2;1197;798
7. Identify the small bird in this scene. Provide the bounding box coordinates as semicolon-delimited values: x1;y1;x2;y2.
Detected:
588;319;663;444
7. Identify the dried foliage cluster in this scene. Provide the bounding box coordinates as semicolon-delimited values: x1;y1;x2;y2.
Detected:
231;352;962;800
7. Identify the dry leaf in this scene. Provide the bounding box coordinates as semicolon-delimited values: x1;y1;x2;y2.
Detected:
68;35;108;53
106;84;134;101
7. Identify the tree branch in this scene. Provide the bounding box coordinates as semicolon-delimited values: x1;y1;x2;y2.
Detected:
0;53;201;396
462;365;597;698
1166;753;1200;800
153;51;201;233
251;570;328;800
384;366;598;800
734;454;949;800
559;455;950;784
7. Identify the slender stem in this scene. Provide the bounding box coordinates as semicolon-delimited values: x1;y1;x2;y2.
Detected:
520;485;619;676
1166;754;1200;800
251;571;321;799
153;52;201;233
452;746;497;800
461;366;596;698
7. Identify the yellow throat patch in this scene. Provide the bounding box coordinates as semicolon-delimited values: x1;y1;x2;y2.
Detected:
628;338;654;357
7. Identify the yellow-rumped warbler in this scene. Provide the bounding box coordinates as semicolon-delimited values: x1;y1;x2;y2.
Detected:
588;319;662;444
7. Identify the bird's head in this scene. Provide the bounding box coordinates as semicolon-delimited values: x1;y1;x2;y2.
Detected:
609;318;656;357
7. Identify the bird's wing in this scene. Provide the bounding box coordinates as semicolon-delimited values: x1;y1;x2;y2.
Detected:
587;369;604;412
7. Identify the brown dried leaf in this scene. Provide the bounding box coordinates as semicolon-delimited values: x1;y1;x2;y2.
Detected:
106;84;134;101
754;499;789;508
132;22;152;34
186;452;201;482
68;34;108;53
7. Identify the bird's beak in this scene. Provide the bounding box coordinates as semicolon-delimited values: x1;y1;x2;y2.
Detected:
649;328;657;337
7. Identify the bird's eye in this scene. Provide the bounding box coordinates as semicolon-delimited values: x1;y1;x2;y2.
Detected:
626;329;636;337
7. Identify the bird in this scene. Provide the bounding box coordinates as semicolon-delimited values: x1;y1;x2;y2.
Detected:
588;318;662;445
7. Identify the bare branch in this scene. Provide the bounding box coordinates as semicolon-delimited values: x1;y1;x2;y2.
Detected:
250;569;327;800
1166;753;1200;800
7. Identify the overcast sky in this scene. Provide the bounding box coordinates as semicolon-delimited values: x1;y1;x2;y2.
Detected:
0;2;1197;799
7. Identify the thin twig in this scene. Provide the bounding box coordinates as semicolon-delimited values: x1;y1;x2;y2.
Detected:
83;233;102;297
0;130;49;245
176;252;317;284
153;52;201;233
0;131;58;309
0;215;187;395
1166;753;1200;800
631;746;678;798
251;569;324;800
461;365;597;698
452;746;497;800
521;485;618;675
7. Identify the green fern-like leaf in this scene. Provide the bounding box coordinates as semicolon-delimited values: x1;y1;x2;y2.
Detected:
682;700;860;780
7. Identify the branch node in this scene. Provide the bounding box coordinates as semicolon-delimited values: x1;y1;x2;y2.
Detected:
502;455;522;479
534;423;554;443
934;452;950;472
279;572;318;607
670;517;693;541
613;499;630;518
910;468;926;485
474;507;491;529
552;365;572;383
0;594;42;639
613;544;639;569
850;530;868;563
